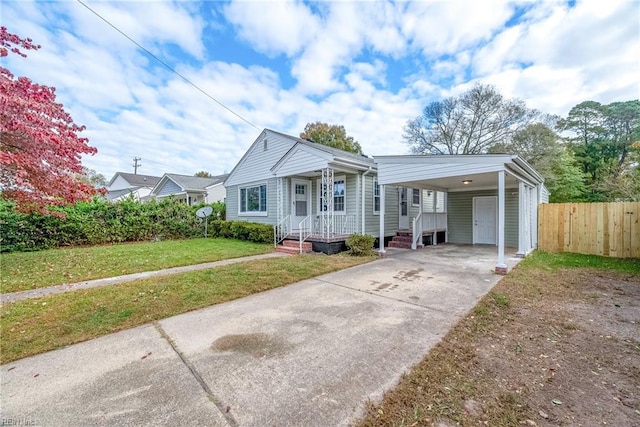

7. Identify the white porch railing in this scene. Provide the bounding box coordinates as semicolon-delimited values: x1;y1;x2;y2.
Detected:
313;214;357;237
422;212;447;232
298;215;313;253
411;212;448;250
274;214;291;247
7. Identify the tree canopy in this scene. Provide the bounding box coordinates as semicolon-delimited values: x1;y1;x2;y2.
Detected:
79;167;107;188
300;122;363;154
194;171;213;178
1;27;100;214
406;83;639;202
557;100;640;201
404;83;538;155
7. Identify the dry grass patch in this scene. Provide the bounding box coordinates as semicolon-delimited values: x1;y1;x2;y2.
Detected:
1;253;373;363
356;252;640;427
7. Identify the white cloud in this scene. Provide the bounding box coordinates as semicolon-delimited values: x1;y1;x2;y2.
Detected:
222;0;321;57
67;0;206;59
402;0;515;56
470;0;640;115
3;0;638;182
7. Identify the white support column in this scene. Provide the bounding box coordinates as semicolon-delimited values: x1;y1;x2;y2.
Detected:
418;189;423;247
359;173;364;234
379;184;386;255
444;191;448;243
496;170;507;274
433;190;438;246
517;181;526;257
321;168;334;238
276;177;284;225
532;185;539;249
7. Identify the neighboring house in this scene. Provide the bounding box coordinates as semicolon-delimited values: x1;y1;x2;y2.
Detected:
106;172;161;202
225;128;547;271
150;173;228;205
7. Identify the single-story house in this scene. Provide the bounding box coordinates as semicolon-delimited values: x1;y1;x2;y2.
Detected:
150;173;228;205
225;129;548;272
106;172;161;202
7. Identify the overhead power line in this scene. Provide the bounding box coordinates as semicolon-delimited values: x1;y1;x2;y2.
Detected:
76;0;260;131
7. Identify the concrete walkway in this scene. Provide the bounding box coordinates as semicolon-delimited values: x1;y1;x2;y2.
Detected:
1;245;521;427
1;252;287;303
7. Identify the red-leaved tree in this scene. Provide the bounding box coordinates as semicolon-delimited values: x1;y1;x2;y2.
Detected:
1;26;101;214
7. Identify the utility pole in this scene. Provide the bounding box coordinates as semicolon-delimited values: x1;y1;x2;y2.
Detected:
132;157;141;174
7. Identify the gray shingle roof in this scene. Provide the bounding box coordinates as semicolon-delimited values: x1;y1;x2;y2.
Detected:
165;174;228;191
106;188;137;200
110;172;161;188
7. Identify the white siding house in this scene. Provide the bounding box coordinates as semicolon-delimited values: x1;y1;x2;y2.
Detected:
151;174;228;205
226;129;548;270
106;172;161;202
225;130;450;253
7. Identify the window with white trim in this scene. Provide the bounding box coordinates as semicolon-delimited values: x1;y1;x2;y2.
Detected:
412;188;420;206
239;183;267;215
317;175;346;214
373;180;380;213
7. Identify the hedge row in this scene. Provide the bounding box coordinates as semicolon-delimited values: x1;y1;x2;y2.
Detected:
0;199;273;252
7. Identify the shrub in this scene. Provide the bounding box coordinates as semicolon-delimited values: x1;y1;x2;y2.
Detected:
208;220;272;244
345;234;375;256
0;198;227;252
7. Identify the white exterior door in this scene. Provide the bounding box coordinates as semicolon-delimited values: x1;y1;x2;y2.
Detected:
399;187;409;229
291;180;311;230
473;196;497;244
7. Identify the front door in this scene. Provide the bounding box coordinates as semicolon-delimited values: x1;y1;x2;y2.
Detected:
291;179;311;230
399;187;409;229
473;196;497;244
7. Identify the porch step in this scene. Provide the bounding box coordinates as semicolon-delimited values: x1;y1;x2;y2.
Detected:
388;240;413;249
275;239;313;254
388;229;434;249
391;235;413;243
389;231;414;249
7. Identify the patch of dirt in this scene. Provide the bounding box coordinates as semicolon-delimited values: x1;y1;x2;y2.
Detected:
357;267;640;427
476;271;640;426
211;333;291;358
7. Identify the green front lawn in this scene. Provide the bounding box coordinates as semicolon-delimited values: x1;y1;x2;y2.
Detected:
0;253;374;363
1;238;272;293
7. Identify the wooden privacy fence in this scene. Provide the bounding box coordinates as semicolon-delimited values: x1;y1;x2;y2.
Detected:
538;202;640;259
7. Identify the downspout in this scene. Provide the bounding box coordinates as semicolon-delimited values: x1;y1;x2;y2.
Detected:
361;167;374;234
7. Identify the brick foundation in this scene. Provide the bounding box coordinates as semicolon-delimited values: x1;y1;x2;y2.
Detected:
494;266;508;275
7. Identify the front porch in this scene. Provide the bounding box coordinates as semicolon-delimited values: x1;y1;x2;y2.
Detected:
273;153;373;253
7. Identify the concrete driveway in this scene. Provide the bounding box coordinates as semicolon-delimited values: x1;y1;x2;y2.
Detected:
1;245;521;427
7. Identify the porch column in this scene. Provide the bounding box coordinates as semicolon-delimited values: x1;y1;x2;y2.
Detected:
433;190;438;246
412;189;424;250
444;192;448;243
517;181;526;257
532;185;539;249
321;167;334;238
379;184;386;255
496;170;507;274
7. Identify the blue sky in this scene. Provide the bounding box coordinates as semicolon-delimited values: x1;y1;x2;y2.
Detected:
2;0;639;180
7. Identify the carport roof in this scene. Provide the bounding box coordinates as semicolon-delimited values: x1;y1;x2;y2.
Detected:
373;154;543;191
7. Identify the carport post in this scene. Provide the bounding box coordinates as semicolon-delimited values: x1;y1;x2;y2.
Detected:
379;184;386;256
496;170;507;274
517;180;526;257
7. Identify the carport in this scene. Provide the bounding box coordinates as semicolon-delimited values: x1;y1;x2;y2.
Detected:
373;154;548;273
